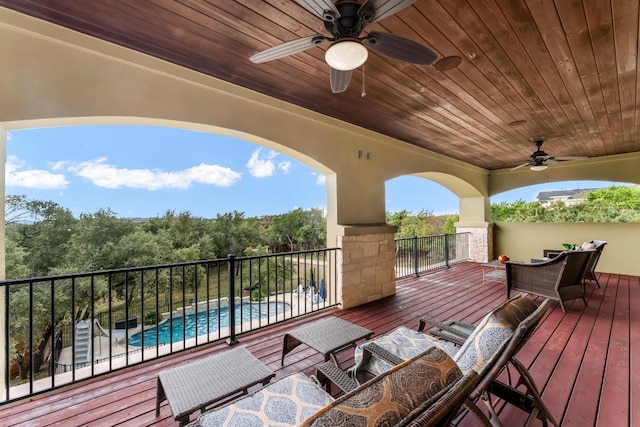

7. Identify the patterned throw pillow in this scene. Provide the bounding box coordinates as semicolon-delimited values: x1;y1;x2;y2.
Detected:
453;296;538;374
300;347;461;427
353;326;459;377
197;372;333;427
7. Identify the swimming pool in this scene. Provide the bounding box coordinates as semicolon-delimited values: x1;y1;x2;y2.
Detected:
128;301;290;346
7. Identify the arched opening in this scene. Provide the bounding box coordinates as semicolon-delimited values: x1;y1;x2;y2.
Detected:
490;180;640;276
2;121;341;399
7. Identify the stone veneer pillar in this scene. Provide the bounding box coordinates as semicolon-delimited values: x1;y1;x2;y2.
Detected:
455;222;493;263
335;224;397;309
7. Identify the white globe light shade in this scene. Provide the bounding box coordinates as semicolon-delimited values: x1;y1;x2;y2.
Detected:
325;41;368;71
530;164;548;171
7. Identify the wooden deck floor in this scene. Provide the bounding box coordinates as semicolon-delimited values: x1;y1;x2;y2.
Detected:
0;262;637;426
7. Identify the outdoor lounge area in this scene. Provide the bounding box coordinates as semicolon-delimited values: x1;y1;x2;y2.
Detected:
2;2;640;426
0;261;636;426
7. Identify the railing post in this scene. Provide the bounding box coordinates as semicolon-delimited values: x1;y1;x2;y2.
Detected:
412;236;419;277
226;255;238;345
444;234;450;268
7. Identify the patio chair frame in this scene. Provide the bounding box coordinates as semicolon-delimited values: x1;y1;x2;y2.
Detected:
506;250;594;312
419;298;556;427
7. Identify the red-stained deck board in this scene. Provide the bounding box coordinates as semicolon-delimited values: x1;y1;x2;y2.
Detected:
0;262;635;426
630;274;640;426
596;274;631;426
562;272;619;426
536;289;605;425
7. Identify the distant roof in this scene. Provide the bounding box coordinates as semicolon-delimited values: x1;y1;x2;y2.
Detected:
536;188;598;201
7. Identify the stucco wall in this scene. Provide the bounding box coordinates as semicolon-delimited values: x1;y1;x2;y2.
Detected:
494;222;640;276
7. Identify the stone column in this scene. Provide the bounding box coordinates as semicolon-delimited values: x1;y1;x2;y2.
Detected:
456;195;492;263
325;172;398;309
455;222;493;263
336;224;397;309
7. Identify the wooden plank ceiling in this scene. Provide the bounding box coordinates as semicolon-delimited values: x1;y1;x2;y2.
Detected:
2;0;639;170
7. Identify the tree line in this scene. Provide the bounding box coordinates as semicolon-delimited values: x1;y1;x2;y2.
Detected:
6;185;636;280
5;195;326;280
491;186;640;222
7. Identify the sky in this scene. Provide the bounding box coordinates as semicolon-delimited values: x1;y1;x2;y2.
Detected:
5;125;622;219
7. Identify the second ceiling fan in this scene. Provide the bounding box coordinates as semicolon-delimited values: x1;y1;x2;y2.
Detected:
249;0;443;93
511;140;588;171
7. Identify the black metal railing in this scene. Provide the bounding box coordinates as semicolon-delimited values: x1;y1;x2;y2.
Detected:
0;248;339;403
394;233;470;278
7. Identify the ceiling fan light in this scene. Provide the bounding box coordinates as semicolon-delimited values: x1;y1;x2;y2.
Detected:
530;164;548;171
325;40;368;71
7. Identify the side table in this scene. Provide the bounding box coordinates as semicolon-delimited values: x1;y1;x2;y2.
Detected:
481;260;508;284
281;316;374;366
156;346;274;425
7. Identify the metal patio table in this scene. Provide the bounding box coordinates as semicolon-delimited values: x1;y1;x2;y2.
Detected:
281;316;374;366
156;345;274;426
481;259;508;284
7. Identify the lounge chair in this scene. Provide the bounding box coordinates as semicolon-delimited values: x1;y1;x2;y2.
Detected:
506;249;593;312
338;295;557;427
188;346;487;427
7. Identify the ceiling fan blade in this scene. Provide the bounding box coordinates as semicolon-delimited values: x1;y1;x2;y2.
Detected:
364;32;438;65
551;156;589;161
360;0;416;23
330;68;352;93
545;159;560;166
510;162;531;171
293;0;340;20
249;35;327;63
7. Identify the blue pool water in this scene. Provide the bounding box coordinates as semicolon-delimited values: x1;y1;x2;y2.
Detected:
128;301;290;346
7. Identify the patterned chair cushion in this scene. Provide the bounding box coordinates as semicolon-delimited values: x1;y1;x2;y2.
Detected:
196;372;333;427
353;326;459;377
453;295;538;374
300;347;462;427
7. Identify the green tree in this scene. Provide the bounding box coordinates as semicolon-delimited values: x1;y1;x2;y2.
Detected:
62;209;136;271
294;208;326;249
386;209;410;227
5;196;77;276
243;245;295;295
442;214;459;234
395;210;435;238
109;230;164;307
211;211;264;256
8;282;57;379
267;208;308;251
490;186;640;223
586;185;640;210
4;228;31;279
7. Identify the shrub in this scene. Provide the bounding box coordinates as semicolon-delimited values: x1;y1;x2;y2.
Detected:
144;311;157;325
251;289;265;301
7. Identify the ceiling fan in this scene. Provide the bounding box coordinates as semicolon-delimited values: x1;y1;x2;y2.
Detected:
511;140;588;171
249;0;444;93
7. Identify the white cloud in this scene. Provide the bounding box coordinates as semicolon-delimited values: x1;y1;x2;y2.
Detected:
246;148;276;177
49;160;68;171
278;161;292;174
315;173;326;186
68;157;241;190
5;155;68;189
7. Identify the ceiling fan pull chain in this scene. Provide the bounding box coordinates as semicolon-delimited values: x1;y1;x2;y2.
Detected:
361;63;367;98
